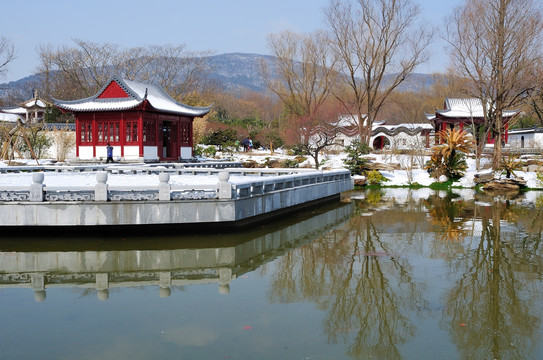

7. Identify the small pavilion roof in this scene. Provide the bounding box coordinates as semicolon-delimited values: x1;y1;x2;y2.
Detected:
426;98;518;121
1;91;50;115
54;76;211;117
19;91;50;109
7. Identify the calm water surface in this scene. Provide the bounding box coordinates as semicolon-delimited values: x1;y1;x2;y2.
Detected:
1;188;543;360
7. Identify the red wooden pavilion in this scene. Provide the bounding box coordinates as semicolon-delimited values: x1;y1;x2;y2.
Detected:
425;98;518;144
55;76;211;162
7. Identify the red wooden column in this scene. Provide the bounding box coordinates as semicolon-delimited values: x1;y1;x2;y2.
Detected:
75;117;80;158
120;112;125;158
92;113;97;158
156;115;161;161
138;111;144;158
505;122;509;143
189;119;194;156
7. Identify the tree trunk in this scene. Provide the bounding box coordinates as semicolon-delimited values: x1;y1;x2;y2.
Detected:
492;111;503;170
492;0;506;170
312;150;320;169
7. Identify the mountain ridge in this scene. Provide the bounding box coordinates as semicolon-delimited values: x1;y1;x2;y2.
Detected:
0;52;437;97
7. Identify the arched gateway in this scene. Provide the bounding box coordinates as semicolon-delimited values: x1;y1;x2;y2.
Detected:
55;76;211;162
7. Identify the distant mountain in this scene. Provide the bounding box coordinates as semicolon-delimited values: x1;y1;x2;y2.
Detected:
0;74;41;96
207;53;278;93
207;53;437;93
0;53;437;97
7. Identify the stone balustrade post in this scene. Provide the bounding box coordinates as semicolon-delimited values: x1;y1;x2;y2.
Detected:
95;172;108;201
158;172;171;201
29;172;44;202
218;171;231;199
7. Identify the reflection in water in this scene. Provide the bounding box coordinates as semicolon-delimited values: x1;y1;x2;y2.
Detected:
1;189;543;359
425;192;472;242
270;188;543;359
0;202;353;302
270;189;426;359
444;195;543;360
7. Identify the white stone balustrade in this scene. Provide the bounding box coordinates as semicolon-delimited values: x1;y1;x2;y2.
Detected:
0;168;351;204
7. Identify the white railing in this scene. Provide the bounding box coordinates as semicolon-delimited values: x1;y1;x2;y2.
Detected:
0;169;351;202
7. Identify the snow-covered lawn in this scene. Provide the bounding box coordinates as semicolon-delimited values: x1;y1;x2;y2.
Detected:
230;149;542;189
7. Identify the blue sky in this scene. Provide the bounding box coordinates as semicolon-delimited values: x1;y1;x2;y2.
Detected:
1;0;463;83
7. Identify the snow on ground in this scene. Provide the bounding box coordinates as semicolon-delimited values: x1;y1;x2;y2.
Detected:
0;148;542;189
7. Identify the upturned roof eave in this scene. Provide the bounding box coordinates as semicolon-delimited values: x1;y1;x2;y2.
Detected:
54;99;211;117
53;75;212;117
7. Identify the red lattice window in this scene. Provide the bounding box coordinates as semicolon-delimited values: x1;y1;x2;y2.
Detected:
143;121;155;144
80;121;93;144
180;122;191;146
97;121;120;144
125;120;138;144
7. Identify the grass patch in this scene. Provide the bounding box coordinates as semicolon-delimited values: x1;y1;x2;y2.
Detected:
429;180;454;190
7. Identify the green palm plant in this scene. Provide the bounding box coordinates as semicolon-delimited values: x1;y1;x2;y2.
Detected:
425;128;475;181
501;153;521;179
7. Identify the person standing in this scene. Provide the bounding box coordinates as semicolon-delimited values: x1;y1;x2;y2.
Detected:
242;138;249;152
106;143;114;163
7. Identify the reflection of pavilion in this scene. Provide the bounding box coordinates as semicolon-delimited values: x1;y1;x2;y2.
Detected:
0;202;352;302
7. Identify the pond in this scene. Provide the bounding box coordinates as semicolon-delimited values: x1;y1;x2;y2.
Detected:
1;188;543;359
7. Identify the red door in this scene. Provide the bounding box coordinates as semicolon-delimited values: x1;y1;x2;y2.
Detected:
160;121;179;160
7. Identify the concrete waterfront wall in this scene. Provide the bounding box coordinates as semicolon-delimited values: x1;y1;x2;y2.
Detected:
0;166;352;227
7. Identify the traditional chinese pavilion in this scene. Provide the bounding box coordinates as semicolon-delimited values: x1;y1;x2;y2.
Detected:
54;76;211;162
1;90;50;124
425;98;518;144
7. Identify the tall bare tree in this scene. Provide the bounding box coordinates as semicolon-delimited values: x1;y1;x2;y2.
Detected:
262;30;341;168
0;36;15;80
446;0;543;169
325;0;431;146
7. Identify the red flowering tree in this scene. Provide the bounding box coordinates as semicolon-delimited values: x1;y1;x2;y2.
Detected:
281;100;343;168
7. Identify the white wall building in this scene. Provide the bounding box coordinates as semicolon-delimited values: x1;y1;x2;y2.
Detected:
507;128;543;151
331;115;433;151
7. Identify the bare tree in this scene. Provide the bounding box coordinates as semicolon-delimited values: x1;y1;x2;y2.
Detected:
118;45;214;101
446;0;543;169
37;40;120;99
262;30;341;168
0;36;15;80
325;0;431;146
36;39;214;104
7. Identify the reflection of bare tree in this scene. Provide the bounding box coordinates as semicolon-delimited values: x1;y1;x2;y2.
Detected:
269;198;422;359
444;200;542;360
324;217;418;359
